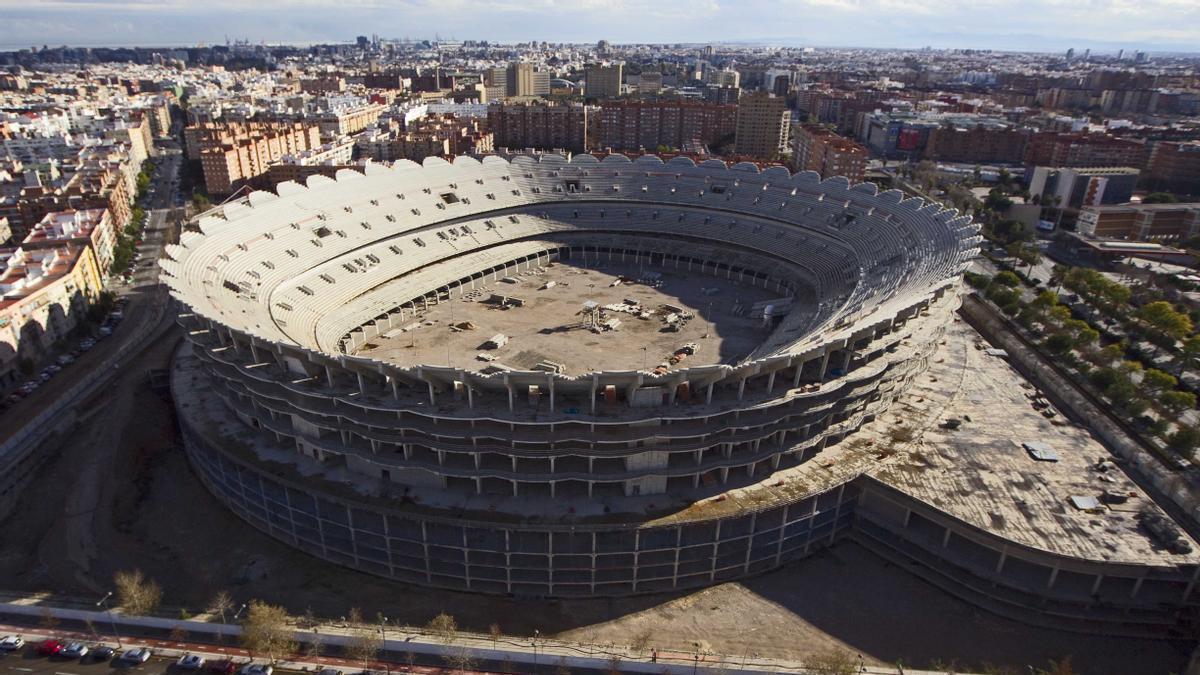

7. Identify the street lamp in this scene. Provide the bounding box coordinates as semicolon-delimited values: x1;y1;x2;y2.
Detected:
233;603;248;620
532;629;540;667
95;591;123;648
378;615;390;675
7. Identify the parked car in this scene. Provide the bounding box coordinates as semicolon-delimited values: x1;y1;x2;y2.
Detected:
92;645;115;661
206;659;236;675
177;654;205;670
57;355;75;366
0;635;24;651
240;664;273;675
120;647;152;663
35;639;64;656
61;643;89;658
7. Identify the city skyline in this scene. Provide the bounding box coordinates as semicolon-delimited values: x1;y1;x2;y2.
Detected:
3;0;1200;53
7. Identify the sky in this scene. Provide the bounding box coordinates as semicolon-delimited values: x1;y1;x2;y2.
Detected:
2;0;1199;53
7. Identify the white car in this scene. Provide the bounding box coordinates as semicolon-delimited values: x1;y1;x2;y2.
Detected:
240;665;273;675
121;647;152;663
62;643;89;658
177;654;205;669
0;635;23;651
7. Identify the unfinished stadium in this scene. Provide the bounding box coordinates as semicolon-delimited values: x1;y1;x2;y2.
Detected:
163;152;995;598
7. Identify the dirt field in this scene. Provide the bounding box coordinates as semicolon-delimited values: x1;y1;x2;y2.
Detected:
0;326;1190;675
355;260;779;375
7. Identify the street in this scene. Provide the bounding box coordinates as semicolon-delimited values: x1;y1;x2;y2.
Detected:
0;140;181;441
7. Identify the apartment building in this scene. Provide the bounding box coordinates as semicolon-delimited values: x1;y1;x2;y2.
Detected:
595;101;737;152
734;91;789;159
487;102;589;153
1077;203;1200;242
924;124;1031;165
1144;141;1200;196
1024;132;1147;170
0;241;103;386
585;63;623;100
25;208;117;276
791;124;869;183
195;122;322;195
315;103;385;140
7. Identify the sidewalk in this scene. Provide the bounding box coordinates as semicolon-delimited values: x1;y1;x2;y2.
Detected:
0;597;969;675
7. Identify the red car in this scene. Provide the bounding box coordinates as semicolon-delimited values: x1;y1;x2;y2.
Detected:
207;659;237;675
36;640;64;656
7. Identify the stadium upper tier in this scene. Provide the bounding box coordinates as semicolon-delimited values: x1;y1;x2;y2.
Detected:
162;154;979;377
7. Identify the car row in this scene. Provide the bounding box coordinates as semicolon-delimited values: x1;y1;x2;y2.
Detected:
3;637;279;675
1;636;138;664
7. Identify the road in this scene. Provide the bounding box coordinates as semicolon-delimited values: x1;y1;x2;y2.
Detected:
0;142;181;441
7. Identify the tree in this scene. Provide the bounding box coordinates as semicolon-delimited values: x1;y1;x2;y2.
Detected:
344;616;383;674
1141;368;1178;395
1161;390;1197;414
1044;333;1076;355
240;600;296;664
1168;427;1200;456
1137;301;1193;341
209;590;234;624
114;569;163;615
1184;336;1200;358
993;271;1021;288
427;613;458;644
1142;192;1178;204
802;648;858;675
489;622;502;648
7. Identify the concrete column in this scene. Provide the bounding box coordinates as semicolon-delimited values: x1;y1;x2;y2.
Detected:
466;383;474;409
1091;574;1105;595
1131;576;1145;599
766;370;776;392
548;377;555;412
357;372;367;395
427;381;436;405
841;348;852;373
507;383;515;412
995;550;1007;574
706;382;715;404
818;351;832;380
511;481;519;497
1047;565;1060;589
390;377;399;400
793;361;804;388
942;528;952;548
737;378;746;401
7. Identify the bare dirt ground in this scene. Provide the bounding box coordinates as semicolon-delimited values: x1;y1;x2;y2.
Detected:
0;327;1190;675
355;260;778;375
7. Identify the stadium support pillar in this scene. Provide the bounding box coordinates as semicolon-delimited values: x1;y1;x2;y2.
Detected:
390;377;399;400
942;528;952;548
737;378;746;400
466;382;474;409
793;362;804;388
547;376;555;412
1183;567;1200;602
1092;574;1105;595
841;349;853;373
325;366;335;388
357;372;367;396
1131;575;1144;599
507;382;515;412
1046;565;1060;589
706;382;715;404
818;351;832;380
766;370;776;392
427;381;436;405
995;550;1008;574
